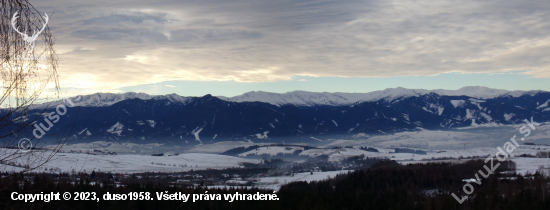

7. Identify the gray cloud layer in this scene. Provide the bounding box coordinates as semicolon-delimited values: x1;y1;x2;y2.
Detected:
31;0;550;92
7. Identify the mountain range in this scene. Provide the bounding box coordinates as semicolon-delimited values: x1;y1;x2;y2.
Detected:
8;86;550;146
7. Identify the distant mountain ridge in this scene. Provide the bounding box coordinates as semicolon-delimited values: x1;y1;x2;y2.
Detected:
36;86;546;108
32;92;194;109
10;86;549;146
218;86;543;106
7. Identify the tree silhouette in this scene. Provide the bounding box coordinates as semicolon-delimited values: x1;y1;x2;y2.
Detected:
0;0;69;175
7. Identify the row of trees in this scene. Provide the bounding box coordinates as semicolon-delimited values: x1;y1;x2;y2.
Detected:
536;151;550;158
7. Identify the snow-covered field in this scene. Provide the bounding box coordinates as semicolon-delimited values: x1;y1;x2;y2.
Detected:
238;146;303;157
0;149;259;174
4;142;549;175
256;170;352;190
188;141;272;153
320;123;550;150
49;141;172;154
510;158;550;175
7;143;548;174
300;144;550;175
2;122;549;178
368;130;489;148
201;170;352;191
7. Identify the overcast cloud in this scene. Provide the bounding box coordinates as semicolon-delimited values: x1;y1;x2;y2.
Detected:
30;0;550;93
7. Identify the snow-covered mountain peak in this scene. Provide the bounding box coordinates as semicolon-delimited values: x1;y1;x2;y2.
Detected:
31;86;547;109
33;92;193;109
374;87;425;100
68;92;154;107
152;93;194;104
430;86;510;99
221;86;544;106
219;91;367;106
218;87;428;106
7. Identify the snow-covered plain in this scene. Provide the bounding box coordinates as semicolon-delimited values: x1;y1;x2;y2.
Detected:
238;146;303;157
47;141;168;154
188;141;273;153
201;170;352;191
320;122;550;150
256;170;352;190
3;122;548;178
512;158;550;174
0;150;259;174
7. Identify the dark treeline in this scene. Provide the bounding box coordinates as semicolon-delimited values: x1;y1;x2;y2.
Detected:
278;160;549;210
1;159;549;209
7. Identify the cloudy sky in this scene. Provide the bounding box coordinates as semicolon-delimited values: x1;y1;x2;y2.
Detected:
31;0;550;97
